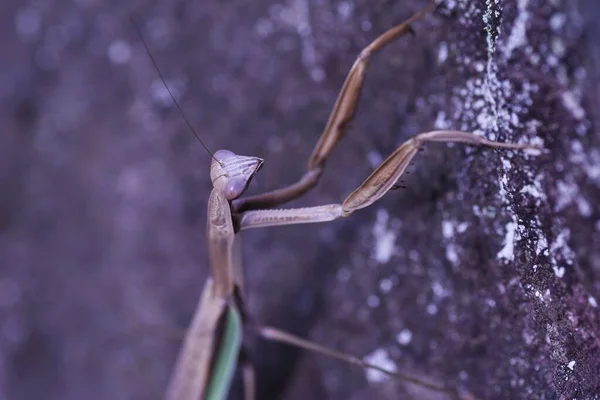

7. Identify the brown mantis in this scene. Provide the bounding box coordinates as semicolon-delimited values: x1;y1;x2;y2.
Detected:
132;1;542;399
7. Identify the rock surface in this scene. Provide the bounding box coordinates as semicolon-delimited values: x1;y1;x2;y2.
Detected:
0;0;599;399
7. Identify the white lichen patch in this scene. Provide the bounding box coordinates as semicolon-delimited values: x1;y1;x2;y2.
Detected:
446;2;589;298
363;348;398;383
371;209;397;264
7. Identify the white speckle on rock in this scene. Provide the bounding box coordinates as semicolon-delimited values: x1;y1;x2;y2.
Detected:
255;18;274;38
367;150;383;169
275;0;323;82
432;281;448;299
108;39;131;65
522;329;535;345
553;265;565;278
550;13;566;31
576;197;592;217
396;329;413;346
310;67;325;82
561;90;585;120
482;0;498;54
336;267;351;282
363;348;397;383
371;209;396;264
438;41;448;64
588;296;598;308
550;228;572;258
536;235;548;255
551;37;566;58
549;228;574;278
150;77;186;107
445;245;459;265
426;303;438;315
441;220;465;266
367;294;380;308
442;220;454;239
567;360;575;370
497;220;518;261
379;278;393;294
116;167;143;199
503;0;529;59
555;179;578;212
337;1;353;21
580;149;600;183
361;19;372;32
434;110;450;129
15;7;41;40
520;182;545;200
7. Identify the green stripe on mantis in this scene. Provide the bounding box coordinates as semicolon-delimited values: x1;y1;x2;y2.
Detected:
204;305;243;400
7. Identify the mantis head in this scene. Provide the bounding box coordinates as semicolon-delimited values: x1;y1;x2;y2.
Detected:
210;150;264;200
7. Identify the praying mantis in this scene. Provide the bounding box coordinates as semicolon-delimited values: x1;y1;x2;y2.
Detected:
132;1;543;399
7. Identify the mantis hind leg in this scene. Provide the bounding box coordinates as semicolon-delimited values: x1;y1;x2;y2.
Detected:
240;347;255;400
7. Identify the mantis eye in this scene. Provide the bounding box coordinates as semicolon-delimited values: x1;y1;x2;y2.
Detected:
210;150;263;200
223;177;247;200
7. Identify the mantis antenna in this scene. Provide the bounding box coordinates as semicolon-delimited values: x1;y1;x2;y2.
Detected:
129;15;221;165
